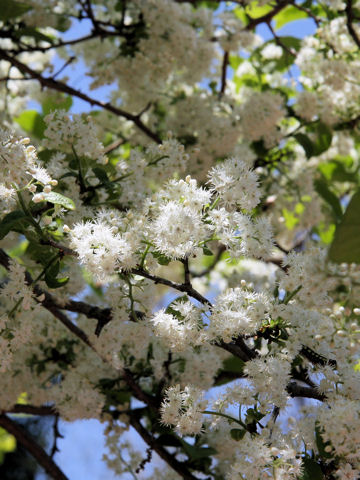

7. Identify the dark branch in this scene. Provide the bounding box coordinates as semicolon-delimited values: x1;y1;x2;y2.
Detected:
0;49;161;143
129;414;199;480
131;267;212;307
4;405;57;416
244;0;293;30
191;244;226;278
0;414;68;480
300;345;337;368
345;0;360;48
287;381;325;402
219;51;229;95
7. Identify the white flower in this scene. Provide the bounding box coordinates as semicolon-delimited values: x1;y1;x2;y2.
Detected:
150;201;205;259
70;220;135;281
161;385;207;435
208;157;260;211
151;302;204;351
261;44;283;59
208;287;271;341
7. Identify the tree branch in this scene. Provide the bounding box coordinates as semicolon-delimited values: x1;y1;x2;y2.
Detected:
286;381;325;402
131;267;212;307
191;244;226;278
219;51;229;95
345;0;360;48
129;414;199;480
244;0;293;31
0;414;68;480
4;405;57;416
0;49;161;143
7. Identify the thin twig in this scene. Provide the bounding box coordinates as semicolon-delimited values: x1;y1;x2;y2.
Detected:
182;258;191;286
129;414;199;480
50;415;63;457
0;414;68;480
219;51;229;95
0;49;161;143
244;0;293;30
345;0;360;48
104;138;126;154
52;56;76;79
191;244;226;277
131;267;212;307
266;21;296;57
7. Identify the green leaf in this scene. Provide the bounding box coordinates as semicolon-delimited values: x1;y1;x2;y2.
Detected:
245;1;273;19
230;428;247;441
312;123;332;156
282;208;299;230
274;5;308;29
180;439;217;460
92;167;110;185
55;14;71;32
0;428;16;455
156;434;183;447
229;55;243;71
245;407;265;425
294;133;314;158
222;356;245;374
26;241;55;266
0;211;30;240
42;95;72;115
301;457;324;480
314;178;342;222
315;424;332;459
295;123;332;159
315;222;336;245
44;260;69;289
329;190;360;263
15;110;46;139
215;356;246;385
0;0;32;21
202;246;213;256
15;27;54;43
42;192;75;210
318;157;357;183
151;251;172;265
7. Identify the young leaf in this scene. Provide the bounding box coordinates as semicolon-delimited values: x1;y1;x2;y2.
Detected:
42;94;73;115
151;251;172;265
314;178;342;222
301;457;324;480
44;260;69;289
15;110;46;139
329;190;360;263
0;211;30;240
274;5;308;29
42;192;76;210
230;428;247;441
0;0;32;21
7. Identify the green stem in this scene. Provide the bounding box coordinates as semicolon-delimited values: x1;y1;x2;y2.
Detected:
93;172;133;190
148;155;169;166
202;410;246;428
16;189;44;238
139;244;151;269
7;297;24;319
72;145;86;193
31;254;60;285
283;285;302;304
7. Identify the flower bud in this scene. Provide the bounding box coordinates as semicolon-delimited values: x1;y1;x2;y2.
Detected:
32;193;45;203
